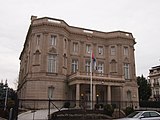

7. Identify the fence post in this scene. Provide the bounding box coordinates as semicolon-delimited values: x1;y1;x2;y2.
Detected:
48;99;51;120
15;94;19;120
9;108;13;120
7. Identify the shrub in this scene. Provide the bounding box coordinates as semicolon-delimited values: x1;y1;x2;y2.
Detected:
95;104;100;110
63;101;70;108
124;106;134;116
103;104;114;116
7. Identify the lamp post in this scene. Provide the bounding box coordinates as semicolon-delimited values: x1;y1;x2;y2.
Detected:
96;94;99;104
4;80;8;111
48;86;54;120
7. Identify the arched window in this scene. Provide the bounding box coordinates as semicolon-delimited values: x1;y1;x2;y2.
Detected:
34;50;40;65
110;59;117;73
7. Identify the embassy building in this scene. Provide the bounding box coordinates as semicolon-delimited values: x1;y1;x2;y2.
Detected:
18;16;139;109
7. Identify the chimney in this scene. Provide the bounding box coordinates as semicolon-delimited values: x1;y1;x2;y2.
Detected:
31;15;37;21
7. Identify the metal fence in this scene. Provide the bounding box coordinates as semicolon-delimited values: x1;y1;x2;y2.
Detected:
3;98;160;119
17;99;139;119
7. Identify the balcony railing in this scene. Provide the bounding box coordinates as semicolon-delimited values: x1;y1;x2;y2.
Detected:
153;83;160;87
68;71;125;82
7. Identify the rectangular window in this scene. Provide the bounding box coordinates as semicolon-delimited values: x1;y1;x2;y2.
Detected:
48;54;57;73
156;88;159;95
97;62;104;75
48;86;54;99
85;60;91;74
98;46;103;55
124;63;130;79
71;59;78;73
86;44;91;54
36;35;40;46
111;46;116;55
73;42;78;53
50;35;56;46
124;47;129;56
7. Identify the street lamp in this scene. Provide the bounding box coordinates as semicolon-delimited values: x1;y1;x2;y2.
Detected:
96;94;99;104
4;80;8;111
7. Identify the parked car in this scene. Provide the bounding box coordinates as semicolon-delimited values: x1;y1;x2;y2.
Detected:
116;111;160;120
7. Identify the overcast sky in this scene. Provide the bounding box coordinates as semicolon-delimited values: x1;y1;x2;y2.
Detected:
0;0;160;89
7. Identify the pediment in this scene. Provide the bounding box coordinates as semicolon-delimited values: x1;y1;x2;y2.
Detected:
124;57;129;63
34;49;41;54
48;47;57;53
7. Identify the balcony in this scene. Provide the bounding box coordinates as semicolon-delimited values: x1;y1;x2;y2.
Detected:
153;83;160;87
67;71;125;85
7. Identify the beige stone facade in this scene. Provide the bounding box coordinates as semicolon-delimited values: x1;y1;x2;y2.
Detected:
148;65;160;101
18;16;139;109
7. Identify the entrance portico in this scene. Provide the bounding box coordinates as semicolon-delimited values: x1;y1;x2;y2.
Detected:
68;72;125;108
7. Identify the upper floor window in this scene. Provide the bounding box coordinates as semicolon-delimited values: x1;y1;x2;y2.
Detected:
73;42;79;53
86;44;91;54
98;46;104;55
71;59;78;73
97;62;104;75
36;35;40;46
111;46;116;55
48;54;57;73
124;63;130;79
85;60;91;73
124;47;129;56
50;35;56;46
155;88;159;95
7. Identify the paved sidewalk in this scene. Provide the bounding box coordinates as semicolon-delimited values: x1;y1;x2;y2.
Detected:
18;109;59;120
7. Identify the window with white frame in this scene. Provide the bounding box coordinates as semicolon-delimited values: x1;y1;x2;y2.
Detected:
48;54;57;73
156;88;159;95
71;59;78;73
111;46;116;55
124;47;129;56
98;46;104;55
36;35;40;46
85;60;91;73
97;62;104;75
127;90;132;101
86;44;91;53
50;35;56;46
124;63;130;79
73;42;78;53
48;86;54;99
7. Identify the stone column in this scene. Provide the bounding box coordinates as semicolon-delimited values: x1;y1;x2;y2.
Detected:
107;85;111;103
76;84;80;107
119;86;123;102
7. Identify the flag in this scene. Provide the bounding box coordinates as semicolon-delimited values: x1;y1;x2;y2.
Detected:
92;53;97;70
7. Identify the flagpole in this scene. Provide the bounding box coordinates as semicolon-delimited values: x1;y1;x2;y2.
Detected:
90;50;93;109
